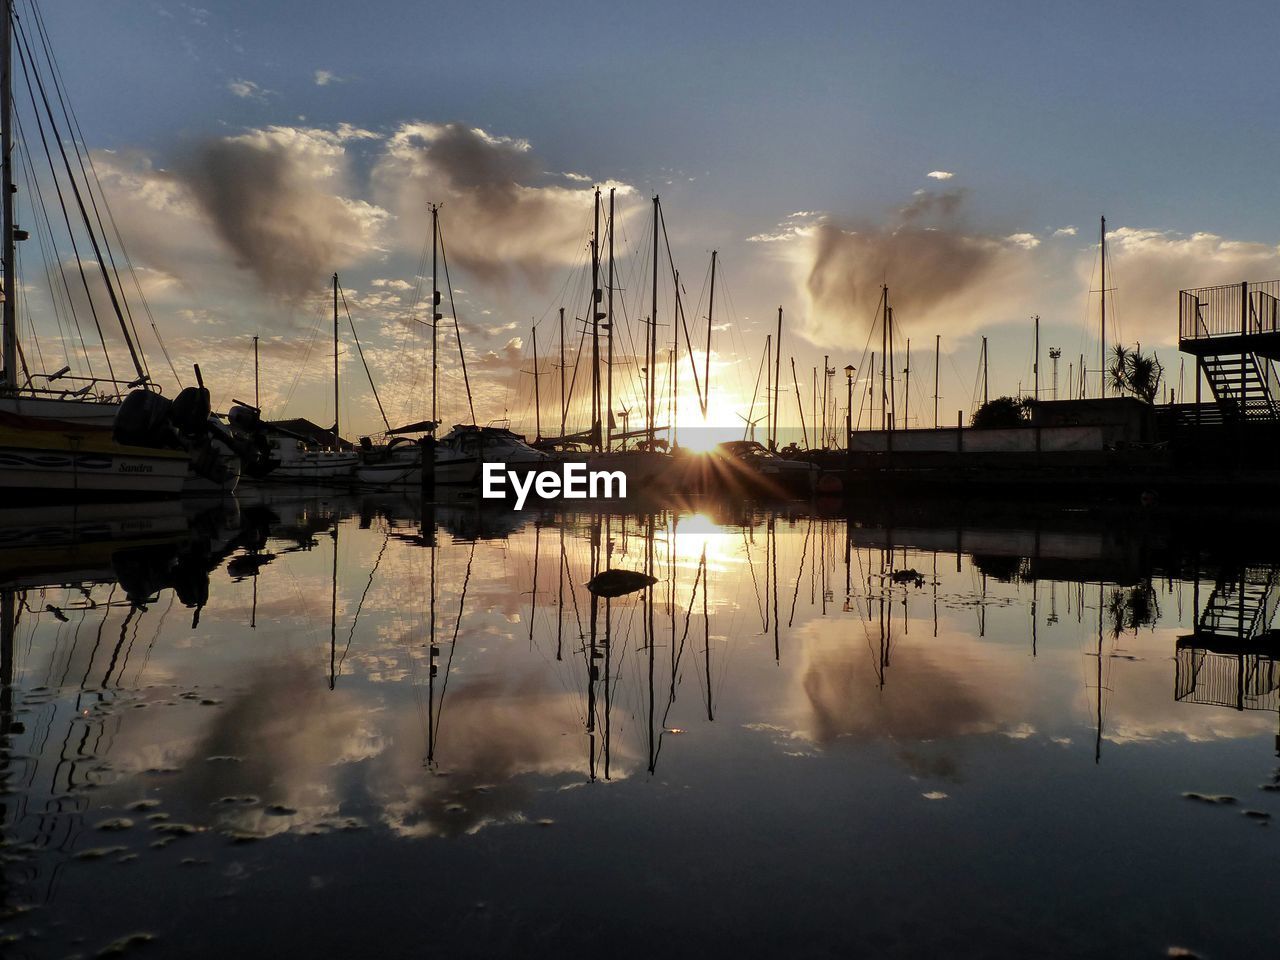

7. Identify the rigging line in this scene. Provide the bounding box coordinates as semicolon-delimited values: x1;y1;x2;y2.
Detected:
14;120;78;371
28;1;172;385
15;247;46;381
279;294;327;414
656;201;705;414
432;541;476;747
789;519;814;627
21;6;149;384
436;228;476;424
13;14;145;382
339;527;390;675
338;283;391;432
11;33;120;389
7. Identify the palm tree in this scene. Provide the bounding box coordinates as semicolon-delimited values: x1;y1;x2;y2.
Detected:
1109;343;1164;403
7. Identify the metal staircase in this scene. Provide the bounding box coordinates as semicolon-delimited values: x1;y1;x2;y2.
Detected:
1176;565;1280;713
1199;353;1280;421
1197;566;1280;641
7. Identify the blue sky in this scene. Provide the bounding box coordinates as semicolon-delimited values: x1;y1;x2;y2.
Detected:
23;0;1280;435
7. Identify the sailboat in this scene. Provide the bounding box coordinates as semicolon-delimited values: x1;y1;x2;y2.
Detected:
0;0;257;498
537;188;672;490
354;204;545;488
245;274;361;483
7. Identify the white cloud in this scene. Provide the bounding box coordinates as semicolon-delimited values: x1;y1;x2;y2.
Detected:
372;278;413;291
1006;232;1041;250
926;170;954;180
314;69;343;86
1053;226;1078;237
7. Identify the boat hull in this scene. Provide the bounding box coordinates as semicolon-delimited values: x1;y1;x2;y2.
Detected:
0;427;189;499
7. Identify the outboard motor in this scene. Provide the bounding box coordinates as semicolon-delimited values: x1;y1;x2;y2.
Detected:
225;403;276;478
169;385;213;438
113;389;178;448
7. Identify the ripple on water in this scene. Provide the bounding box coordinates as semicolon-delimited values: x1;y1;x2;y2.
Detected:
1181;792;1237;805
94;818;134;832
96;931;156;956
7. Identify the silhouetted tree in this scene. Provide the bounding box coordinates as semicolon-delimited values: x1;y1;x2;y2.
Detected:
971;395;1032;428
1109;343;1164;403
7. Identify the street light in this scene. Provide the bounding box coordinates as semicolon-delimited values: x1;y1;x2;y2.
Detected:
844;365;855;445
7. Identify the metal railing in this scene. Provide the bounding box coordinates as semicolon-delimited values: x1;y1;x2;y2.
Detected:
1180;280;1280;340
1;371;162;402
1175;647;1280;710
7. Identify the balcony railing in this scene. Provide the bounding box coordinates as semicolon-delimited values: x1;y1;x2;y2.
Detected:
1180;280;1280;340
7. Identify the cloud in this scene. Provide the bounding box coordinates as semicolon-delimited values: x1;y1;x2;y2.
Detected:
227;78;270;101
313;69;343;86
789;190;1039;347
371;278;413;290
1006;232;1041;250
371;121;638;285
926;170;955;180
1053;226;1078;237
1081;227;1280;345
178;125;388;298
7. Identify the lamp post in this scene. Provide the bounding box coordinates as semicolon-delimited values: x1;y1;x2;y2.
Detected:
844;365;855;447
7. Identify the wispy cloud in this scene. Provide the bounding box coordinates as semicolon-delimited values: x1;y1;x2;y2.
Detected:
1053;225;1078;237
227;78;270;102
313;69;343;87
926;170;954;180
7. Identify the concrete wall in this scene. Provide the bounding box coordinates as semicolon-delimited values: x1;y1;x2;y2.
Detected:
849;425;1104;453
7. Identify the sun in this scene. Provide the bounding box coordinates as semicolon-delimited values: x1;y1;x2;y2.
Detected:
674;397;746;452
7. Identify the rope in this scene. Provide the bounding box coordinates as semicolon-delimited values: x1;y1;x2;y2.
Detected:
338;281;391;432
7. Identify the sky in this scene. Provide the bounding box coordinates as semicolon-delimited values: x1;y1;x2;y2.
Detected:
16;0;1280;440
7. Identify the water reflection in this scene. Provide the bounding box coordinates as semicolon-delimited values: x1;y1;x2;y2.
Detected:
2;494;1279;957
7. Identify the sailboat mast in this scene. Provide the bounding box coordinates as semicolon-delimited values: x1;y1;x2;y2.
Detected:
532;323;541;442
648;196;658;447
2;0;14;389
880;287;888;431
792;357;808;448
982;336;989;407
821;354;828;448
431;203;439;424
332;273;340;444
903;337;910;430
1033;314;1040;399
253;335;260;409
672;270;679;448
590;187;602;452
765;335;772;444
772;306;782;450
706;251;716;416
606;187;615;452
1099;215;1107;399
887;299;896;432
933;334;940;428
559;306;566;437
